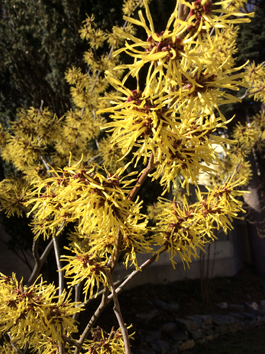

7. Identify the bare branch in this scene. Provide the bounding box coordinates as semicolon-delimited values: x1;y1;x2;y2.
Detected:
108;228;122;271
109;249;166;299
7;333;21;354
58;327;65;354
39;150;51;175
53;236;64;295
38;100;44;114
80;279;122;307
239;86;265;100
27;238;54;287
128;153;154;201
74;288;109;354
73;281;83;321
107;271;131;354
61;335;81;349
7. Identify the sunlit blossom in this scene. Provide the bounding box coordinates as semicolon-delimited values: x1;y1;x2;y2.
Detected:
0;273;82;351
152;175;245;267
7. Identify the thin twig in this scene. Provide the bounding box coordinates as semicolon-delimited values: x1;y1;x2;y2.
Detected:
87;153;102;164
95;139;100;150
128;153;154;201
90;71;101;93
107;271;131;354
38;100;44;114
74;288;109;354
10;342;20;354
61;335;81;349
75;250;166;353
108;228;122;271
178;2;189;22
56;221;66;236
21;340;30;354
239;86;265;100
58;325;65;354
108;249;166;300
37;101;53;176
73;281;83;321
53;236;64;295
27;238;54;286
7;333;21;354
79;279;122;307
53;235;65;354
75;231;123;351
209;1;232;37
32;238;40;264
39;150;51;175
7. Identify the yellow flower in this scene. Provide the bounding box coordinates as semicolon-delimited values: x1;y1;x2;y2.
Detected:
26;161;147;241
0;176;31;217
185;0;253;33
83;326;134;354
109;0;252;96
112;0;208;94
207;152;252;188
232;121;259;152
0;123;10;147
61;247;109;300
151;113;234;192
0;341;18;354
204;26;239;73
101;67;239;192
101;80;186;164
66;197;151;271
1;107;63;172
99;199;151;270
221;0;248;11
0;273;82;351
36;336;71;354
244;61;265;102
2;135;41;171
79;15;107;49
99;1;251;196
196;173;246;233
152;175;245;267
152;196;212;268
98;135;127;172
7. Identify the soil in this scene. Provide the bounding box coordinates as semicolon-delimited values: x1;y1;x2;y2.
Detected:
79;266;265;353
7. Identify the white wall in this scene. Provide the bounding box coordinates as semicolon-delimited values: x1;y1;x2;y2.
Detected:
113;238;242;290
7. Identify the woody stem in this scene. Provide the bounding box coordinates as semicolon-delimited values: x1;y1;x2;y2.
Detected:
128;153;155;201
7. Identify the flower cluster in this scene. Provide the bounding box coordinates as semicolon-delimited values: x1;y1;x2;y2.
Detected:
26;162;148;241
152;174;246;267
0;0;258;353
62;247;109;300
1;107;62;173
0;176;31;217
221;0;248;11
0;273;81;353
214;109;265;187
244;61;265;102
83;326;134;354
233;121;260;152
99;0;253;192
